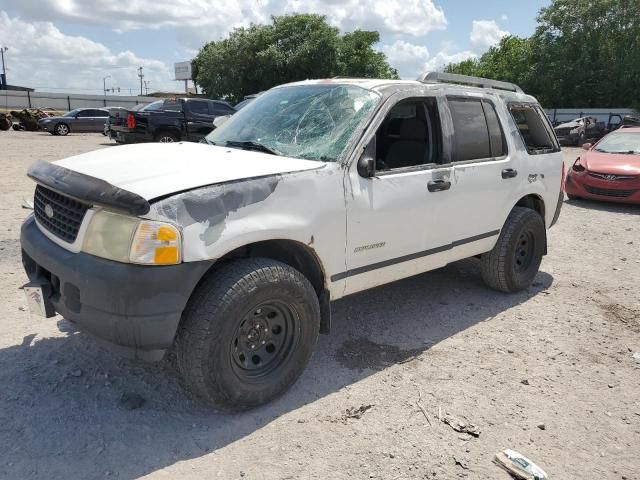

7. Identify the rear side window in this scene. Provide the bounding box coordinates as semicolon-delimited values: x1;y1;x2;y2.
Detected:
508;104;559;154
212;103;235;115
448;98;506;162
188;101;210;115
162;100;183;112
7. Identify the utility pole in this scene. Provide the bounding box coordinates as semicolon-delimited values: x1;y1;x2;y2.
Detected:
143;80;151;95
137;66;144;96
0;47;8;90
103;74;111;96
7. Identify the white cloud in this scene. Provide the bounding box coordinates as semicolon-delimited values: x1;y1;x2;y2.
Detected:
421;50;477;72
0;12;175;93
8;0;448;48
470;19;509;50
501;15;508;21
380;40;429;77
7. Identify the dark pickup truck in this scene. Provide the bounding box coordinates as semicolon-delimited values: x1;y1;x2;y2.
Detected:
110;98;236;144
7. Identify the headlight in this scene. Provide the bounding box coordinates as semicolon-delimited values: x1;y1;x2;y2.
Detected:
130;221;181;265
82;210;181;265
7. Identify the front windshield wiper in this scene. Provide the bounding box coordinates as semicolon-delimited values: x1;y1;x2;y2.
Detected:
225;140;278;155
201;138;217;145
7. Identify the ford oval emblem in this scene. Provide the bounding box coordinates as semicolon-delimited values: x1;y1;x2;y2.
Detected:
44;204;54;219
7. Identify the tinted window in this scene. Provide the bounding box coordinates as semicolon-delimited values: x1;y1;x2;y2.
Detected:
93;109;108;117
188;101;210;115
482;102;506;157
162;100;183;112
76;110;94;118
141;101;164;111
509;104;558;154
449;98;491;161
213;103;235;115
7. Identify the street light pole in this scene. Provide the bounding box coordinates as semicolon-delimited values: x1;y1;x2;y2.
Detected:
0;47;8;89
103;75;111;96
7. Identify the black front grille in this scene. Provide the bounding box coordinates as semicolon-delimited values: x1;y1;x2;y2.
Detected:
584;185;637;198
33;185;90;243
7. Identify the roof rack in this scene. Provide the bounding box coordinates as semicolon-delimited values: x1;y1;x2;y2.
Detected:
418;72;523;93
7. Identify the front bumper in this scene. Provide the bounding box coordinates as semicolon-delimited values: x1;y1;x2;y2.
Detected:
565;172;640;204
21;215;212;359
38;122;54;132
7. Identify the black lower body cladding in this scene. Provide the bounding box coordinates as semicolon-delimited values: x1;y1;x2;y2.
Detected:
20;215;212;359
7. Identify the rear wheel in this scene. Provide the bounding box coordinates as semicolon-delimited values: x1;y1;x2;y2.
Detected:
155;131;179;143
54;123;70;136
176;258;320;410
481;207;546;293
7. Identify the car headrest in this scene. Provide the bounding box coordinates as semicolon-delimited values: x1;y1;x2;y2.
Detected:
400;118;427;140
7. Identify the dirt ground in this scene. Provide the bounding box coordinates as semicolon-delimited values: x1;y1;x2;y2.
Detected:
0;129;638;480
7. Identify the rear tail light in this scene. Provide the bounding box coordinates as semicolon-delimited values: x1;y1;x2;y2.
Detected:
127;113;135;129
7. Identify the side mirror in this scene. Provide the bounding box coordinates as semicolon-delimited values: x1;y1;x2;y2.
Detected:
582;143;592;150
213;115;231;129
357;137;376;178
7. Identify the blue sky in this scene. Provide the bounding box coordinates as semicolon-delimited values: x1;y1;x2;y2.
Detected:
0;0;549;95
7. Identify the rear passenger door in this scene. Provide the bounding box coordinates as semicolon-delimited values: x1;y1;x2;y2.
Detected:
88;109;108;132
185;100;215;141
441;95;518;254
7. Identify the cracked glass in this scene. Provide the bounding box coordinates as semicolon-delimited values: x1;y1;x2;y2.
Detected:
206;84;381;162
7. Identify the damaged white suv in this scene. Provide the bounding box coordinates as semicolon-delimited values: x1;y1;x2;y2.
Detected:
21;73;564;410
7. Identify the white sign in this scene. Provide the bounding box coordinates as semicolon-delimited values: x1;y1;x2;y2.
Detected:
174;61;192;81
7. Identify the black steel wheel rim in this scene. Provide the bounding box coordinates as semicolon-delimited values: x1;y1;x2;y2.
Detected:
230;301;299;380
514;229;535;272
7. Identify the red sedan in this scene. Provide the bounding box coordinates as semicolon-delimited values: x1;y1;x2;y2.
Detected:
565;127;640;204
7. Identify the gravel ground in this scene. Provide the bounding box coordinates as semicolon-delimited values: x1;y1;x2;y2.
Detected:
0;130;639;480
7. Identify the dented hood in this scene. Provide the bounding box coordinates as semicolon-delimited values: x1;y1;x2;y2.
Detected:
54;142;324;201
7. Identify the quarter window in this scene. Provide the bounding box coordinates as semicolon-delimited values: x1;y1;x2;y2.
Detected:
448;98;507;162
508;104;559;154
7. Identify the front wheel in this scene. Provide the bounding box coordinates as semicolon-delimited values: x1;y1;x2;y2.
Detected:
176;258;320;410
481;207;546;293
54;123;70;136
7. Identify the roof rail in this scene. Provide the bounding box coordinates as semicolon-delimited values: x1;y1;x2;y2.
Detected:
418;72;523;93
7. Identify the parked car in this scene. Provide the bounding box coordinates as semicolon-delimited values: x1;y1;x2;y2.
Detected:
234;93;262;110
38;108;109;136
110;98;236;144
565;127;640;204
20;73;563;410
554;116;602;146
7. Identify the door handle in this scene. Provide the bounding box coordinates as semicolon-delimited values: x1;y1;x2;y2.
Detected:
427;180;451;192
502;168;518;179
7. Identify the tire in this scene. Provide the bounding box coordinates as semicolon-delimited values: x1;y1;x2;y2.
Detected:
481;207;546;293
155;131;179;143
54;123;70;136
577;131;585;147
176;258;320;410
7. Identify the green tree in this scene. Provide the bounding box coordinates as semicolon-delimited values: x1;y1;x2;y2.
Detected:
193;14;398;103
445;0;640;108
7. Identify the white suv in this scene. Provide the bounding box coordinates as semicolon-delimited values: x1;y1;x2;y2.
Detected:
21;73;564;410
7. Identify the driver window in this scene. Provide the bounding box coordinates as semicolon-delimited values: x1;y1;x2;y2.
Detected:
375;98;442;171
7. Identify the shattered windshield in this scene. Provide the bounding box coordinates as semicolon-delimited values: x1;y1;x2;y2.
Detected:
594;132;640;154
205;84;381;162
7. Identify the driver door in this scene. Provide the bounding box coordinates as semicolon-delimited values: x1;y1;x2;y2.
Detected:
342;94;456;295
